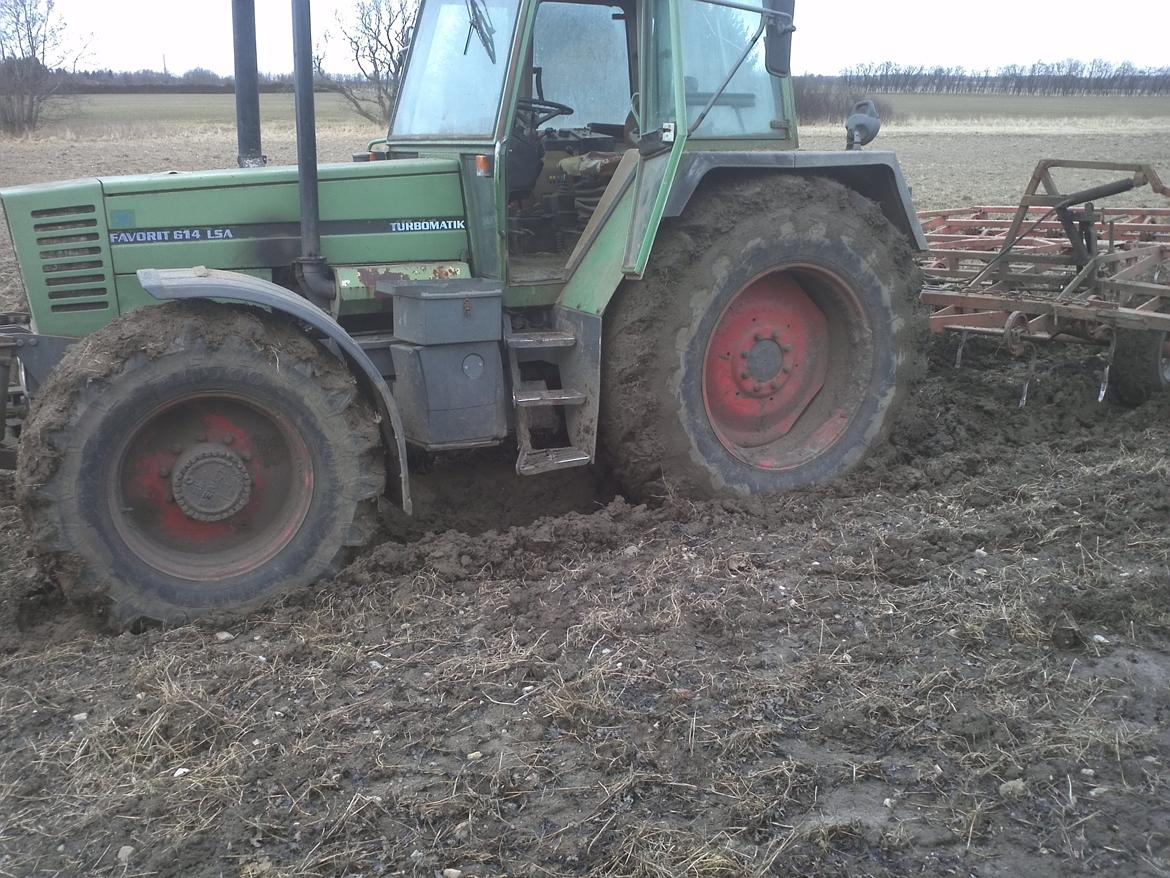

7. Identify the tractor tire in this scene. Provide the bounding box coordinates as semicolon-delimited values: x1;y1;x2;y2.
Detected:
600;174;924;500
16;301;385;629
1109;329;1170;407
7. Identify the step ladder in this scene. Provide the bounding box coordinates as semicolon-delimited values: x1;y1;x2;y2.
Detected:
503;322;593;475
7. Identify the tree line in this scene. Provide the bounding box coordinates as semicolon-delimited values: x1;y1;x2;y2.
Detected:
61;68;377;93
836;60;1170;96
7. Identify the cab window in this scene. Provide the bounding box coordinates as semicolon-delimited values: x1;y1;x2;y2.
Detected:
531;1;632;128
678;0;780;137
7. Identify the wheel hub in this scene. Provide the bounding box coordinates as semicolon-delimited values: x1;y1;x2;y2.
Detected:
171;443;252;522
735;331;792;398
703;273;830;450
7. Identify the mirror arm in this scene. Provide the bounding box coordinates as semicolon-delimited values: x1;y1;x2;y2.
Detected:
689;0;792;26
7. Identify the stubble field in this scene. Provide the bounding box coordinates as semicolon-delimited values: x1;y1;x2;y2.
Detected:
1;94;1169;878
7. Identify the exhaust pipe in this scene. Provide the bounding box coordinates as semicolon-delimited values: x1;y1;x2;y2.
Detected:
231;0;265;168
291;0;335;305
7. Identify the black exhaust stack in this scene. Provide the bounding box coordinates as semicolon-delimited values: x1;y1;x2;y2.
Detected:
290;0;335;305
231;0;266;168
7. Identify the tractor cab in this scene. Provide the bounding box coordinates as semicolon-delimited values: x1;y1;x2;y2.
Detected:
388;0;799;291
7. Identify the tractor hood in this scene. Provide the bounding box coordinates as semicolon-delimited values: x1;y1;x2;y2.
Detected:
1;157;471;336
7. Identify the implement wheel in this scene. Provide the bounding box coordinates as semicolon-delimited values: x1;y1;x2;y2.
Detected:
17;302;384;629
601;175;924;499
1110;329;1170;406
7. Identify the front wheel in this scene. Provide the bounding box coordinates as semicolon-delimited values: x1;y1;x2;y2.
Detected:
600;174;924;500
16;302;385;629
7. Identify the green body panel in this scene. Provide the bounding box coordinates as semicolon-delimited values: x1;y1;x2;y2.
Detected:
0;179;115;335
559;186;636;315
1;158;470;337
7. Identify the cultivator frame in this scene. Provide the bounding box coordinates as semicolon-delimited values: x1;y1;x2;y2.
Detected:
919;160;1170;356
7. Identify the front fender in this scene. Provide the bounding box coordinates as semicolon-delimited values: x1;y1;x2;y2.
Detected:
663;150;928;251
137;266;411;515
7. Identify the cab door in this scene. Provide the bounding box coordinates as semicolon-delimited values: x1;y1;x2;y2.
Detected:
622;0;687;275
557;0;685;313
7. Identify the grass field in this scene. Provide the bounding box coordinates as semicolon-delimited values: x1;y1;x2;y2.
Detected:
37;92;382;140
888;93;1170;123
25;91;1170;141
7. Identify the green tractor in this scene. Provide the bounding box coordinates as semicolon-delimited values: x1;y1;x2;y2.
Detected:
0;0;924;628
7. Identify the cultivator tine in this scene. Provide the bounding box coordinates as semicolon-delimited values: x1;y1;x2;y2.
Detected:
954;330;969;369
1018;345;1037;409
1098;335;1117;403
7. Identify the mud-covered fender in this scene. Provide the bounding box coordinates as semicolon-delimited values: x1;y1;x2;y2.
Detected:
663;150;928;251
137;266;411;514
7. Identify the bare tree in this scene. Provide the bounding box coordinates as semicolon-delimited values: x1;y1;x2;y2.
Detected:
0;0;70;135
316;0;419;126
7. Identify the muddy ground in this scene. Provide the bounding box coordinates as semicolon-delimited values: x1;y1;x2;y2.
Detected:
2;127;1170;877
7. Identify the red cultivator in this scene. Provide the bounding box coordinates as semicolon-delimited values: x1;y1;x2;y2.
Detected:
918;160;1170;402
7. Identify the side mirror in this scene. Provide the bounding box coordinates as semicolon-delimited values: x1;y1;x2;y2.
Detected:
763;0;795;77
845;99;881;150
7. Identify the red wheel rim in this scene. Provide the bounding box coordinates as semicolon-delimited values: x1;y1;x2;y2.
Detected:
108;392;314;581
702;267;869;471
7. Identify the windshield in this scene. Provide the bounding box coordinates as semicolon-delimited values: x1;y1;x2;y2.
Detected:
392;0;523;138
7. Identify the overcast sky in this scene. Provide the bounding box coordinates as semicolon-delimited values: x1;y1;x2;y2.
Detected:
56;0;1169;77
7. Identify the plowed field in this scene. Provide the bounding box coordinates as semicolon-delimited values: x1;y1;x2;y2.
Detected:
1;114;1169;877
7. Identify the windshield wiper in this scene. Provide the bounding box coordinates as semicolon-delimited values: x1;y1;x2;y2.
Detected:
463;0;497;64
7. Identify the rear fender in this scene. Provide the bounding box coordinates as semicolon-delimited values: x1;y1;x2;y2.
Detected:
137;266;411;514
663;151;928;251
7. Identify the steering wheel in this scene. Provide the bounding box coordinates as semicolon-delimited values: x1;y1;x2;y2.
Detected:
516;96;575;129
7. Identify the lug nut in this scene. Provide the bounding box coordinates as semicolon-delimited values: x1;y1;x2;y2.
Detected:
753;383;763;393
171;443;182;454
159;466;170;478
222;435;234;445
781;344;792;353
196;434;207;443
741;371;750;380
240;451;252;462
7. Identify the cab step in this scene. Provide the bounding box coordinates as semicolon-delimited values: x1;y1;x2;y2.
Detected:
513;388;587;407
517;446;591;475
503;318;593;477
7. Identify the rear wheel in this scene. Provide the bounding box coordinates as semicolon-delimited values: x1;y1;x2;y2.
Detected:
601;174;924;499
17;302;385;629
1110;329;1170;406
